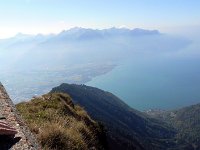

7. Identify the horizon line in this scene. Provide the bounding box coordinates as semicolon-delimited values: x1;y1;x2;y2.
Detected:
0;26;159;39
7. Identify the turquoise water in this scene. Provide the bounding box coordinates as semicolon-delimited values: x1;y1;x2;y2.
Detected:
87;58;200;110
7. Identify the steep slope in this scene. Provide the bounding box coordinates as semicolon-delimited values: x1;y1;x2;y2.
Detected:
51;83;176;150
147;104;200;149
0;83;39;150
16;93;107;150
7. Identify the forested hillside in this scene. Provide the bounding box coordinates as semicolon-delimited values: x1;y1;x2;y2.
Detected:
147;104;200;149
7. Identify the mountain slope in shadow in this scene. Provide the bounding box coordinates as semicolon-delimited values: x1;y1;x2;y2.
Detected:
147;103;200;149
51;83;176;150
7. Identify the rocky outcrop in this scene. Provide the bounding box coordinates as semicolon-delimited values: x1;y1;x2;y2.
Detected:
0;83;40;150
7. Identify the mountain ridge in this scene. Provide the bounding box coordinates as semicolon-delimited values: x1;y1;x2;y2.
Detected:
51;83;177;150
16;92;107;150
1;27;160;42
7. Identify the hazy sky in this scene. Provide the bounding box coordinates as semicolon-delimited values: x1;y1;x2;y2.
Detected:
0;0;200;38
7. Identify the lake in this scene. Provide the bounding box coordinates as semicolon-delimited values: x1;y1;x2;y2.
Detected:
87;57;200;111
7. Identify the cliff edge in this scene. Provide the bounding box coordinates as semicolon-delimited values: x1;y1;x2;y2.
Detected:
0;83;40;150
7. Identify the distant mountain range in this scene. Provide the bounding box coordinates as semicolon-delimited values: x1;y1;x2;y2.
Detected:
0;27;164;102
50;27;160;41
50;83;200;150
0;27;160;46
7;27;160;41
0;27;162;71
0;26;195;110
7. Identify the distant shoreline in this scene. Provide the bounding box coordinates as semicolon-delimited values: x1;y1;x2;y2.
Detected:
1;63;117;104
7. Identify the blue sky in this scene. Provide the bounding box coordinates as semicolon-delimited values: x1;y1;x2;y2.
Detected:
0;0;200;38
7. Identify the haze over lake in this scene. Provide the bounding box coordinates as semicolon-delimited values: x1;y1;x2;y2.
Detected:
87;56;200;110
1;27;200;110
87;31;200;110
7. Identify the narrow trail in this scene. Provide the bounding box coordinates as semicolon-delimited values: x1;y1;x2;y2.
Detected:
0;83;39;150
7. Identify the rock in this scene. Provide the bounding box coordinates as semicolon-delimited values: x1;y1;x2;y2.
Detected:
0;83;40;150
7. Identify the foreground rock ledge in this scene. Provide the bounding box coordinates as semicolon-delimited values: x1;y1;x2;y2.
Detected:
0;83;40;150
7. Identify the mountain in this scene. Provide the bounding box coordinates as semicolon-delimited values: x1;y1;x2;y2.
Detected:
0;27;162;72
14;83;200;149
146;104;200;149
16;93;107;150
51;27;160;41
0;27;191;104
0;27;160;45
51;83;177;150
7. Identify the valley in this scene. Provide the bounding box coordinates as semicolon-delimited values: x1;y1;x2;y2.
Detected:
0;62;115;103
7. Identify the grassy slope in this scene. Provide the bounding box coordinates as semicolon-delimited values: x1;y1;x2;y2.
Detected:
16;93;107;150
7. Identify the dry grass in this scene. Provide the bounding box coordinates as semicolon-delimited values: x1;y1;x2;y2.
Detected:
16;93;104;150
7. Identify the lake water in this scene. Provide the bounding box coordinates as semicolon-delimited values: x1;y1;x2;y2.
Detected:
87;57;200;111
